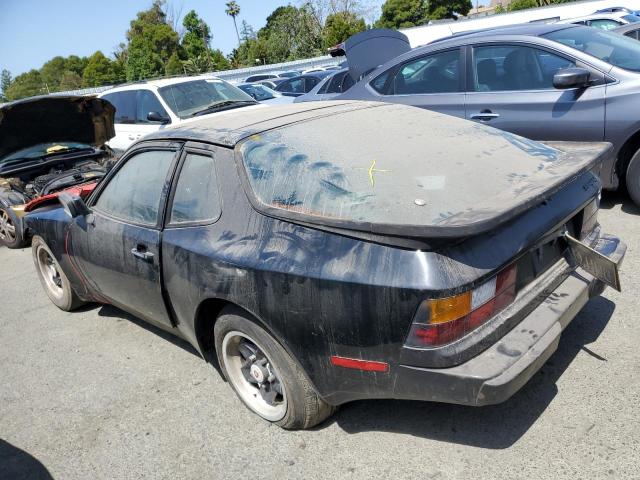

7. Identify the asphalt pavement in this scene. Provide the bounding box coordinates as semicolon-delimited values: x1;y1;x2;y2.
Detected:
1;192;639;480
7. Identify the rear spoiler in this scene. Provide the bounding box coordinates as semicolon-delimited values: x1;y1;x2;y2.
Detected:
330;29;411;81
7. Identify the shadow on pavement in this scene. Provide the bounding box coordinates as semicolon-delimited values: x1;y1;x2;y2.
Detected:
599;190;640;216
0;439;53;480
327;296;616;449
96;304;201;358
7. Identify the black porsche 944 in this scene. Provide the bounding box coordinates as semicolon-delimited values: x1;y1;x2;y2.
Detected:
24;101;626;429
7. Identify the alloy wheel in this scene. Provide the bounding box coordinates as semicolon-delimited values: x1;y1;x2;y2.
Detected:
0;209;16;243
35;245;64;300
221;331;287;421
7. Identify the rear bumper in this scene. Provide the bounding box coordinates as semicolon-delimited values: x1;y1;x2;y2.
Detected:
392;234;625;406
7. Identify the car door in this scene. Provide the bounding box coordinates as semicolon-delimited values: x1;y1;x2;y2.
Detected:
465;43;605;143
74;146;179;327
370;48;466;118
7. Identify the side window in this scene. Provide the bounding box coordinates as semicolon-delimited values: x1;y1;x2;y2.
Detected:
392;49;460;95
588;19;622;30
136;90;168;123
94;150;175;225
279;78;305;93
325;72;347;93
305;77;320;91
370;71;391;94
473;45;575;92
102;91;136;124
624;30;638;40
169;153;221;224
341;72;355;92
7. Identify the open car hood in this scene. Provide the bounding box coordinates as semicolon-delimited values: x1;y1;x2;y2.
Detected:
0;95;115;160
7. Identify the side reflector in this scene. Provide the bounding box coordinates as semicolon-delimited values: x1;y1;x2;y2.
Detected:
330;356;389;372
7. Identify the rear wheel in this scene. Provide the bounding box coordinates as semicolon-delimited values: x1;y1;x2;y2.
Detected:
0;207;26;249
32;236;84;311
214;307;335;429
625;148;640;207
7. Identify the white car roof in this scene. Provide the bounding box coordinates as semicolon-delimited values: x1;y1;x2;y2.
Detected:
99;75;224;94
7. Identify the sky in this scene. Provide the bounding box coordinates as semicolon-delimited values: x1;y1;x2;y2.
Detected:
0;0;384;78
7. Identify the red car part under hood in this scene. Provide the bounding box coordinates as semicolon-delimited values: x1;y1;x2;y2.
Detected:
24;182;97;213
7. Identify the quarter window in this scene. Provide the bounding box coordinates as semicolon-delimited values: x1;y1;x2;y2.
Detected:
391;49;460;95
169;153;221;224
473;45;575;92
94;150;175;225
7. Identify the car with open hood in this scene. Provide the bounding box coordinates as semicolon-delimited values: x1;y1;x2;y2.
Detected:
0;95;117;248
24;101;625;429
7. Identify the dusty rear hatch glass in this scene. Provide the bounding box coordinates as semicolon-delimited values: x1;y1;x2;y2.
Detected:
237;104;610;238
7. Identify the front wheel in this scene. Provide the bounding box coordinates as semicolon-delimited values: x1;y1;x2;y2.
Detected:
32;236;85;311
625;148;640;207
0;207;26;249
214;307;335;429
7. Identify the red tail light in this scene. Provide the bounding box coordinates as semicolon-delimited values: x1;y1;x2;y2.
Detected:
405;264;518;348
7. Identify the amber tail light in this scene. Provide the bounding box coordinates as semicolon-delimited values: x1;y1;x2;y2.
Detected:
405;264;518;348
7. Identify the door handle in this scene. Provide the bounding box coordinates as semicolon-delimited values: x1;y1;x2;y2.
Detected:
470;110;500;121
128;134;136;140
131;246;154;262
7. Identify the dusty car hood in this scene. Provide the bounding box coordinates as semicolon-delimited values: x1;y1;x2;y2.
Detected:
0;95;115;160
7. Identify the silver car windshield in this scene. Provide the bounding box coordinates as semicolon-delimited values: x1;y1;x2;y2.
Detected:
544;27;640;71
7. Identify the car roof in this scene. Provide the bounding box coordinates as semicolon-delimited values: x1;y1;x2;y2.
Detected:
100;75;224;93
428;22;575;45
143;101;382;147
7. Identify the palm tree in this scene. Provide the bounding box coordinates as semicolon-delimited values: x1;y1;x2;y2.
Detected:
225;1;241;46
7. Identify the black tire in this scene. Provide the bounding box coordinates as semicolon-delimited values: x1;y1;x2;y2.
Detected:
214;306;336;429
0;207;27;249
626;148;640;207
32;236;85;311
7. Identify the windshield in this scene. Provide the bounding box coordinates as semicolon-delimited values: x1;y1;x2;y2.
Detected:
622;14;640;23
544;26;640;71
238;84;279;101
1;142;93;164
158;79;255;118
237;105;582;231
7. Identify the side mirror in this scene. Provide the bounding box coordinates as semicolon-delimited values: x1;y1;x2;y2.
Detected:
58;193;91;218
147;111;171;124
553;67;591;89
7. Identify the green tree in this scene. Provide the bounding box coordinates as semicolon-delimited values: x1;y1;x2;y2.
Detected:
225;1;241;46
165;52;183;75
182;10;212;59
375;0;428;29
40;56;67;91
125;0;181;81
58;71;83;91
494;3;506;13
508;0;538;10
4;70;45;100
240;20;255;42
323;11;367;49
65;55;88;76
83;51;122;87
0;69;12;101
428;0;472;19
